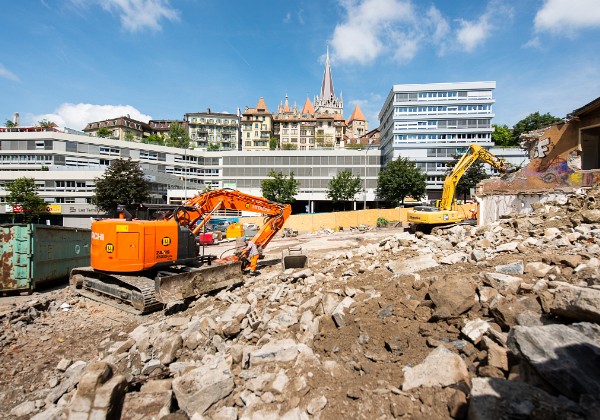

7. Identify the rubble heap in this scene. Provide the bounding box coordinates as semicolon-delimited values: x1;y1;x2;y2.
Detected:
3;187;600;419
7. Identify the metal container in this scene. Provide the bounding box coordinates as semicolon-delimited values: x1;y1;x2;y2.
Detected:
0;224;91;292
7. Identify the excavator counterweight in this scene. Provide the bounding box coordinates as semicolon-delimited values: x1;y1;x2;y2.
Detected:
70;189;292;314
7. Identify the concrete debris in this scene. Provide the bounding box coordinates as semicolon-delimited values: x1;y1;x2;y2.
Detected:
4;185;600;418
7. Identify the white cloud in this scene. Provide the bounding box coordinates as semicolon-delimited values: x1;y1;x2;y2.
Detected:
29;103;152;130
71;0;179;32
330;0;414;64
330;0;511;64
535;0;600;34
456;17;490;52
0;63;19;81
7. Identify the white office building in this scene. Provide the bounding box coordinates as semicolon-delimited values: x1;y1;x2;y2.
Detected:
378;81;523;199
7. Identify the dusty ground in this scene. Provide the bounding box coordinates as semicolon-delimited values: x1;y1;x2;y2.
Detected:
1;215;595;419
0;228;403;417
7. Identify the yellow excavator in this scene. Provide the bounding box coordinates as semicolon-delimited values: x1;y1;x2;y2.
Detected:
407;144;509;232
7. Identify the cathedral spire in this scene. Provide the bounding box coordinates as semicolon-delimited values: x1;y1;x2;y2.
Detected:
320;47;335;100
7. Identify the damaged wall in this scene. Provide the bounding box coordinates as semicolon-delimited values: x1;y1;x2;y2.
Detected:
476;99;600;224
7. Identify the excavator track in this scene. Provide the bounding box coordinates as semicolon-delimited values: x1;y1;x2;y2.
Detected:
70;267;163;315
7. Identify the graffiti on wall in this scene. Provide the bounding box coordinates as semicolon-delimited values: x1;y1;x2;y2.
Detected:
533;137;551;159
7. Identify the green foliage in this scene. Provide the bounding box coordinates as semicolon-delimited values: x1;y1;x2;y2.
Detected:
145;133;165;145
97;127;112;138
166;122;190;148
327;170;362;210
512;112;562;144
269;137;278;150
446;155;490;202
5;119;16;127
38;119;55;129
281;143;298;150
92;159;150;216
261;170;300;204
376;157;426;206
124;131;135;141
376;217;388;227
344;143;365;150
492;124;513;146
208;143;220;151
7;177;48;222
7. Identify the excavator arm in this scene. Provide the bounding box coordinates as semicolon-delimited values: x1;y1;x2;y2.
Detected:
171;189;291;258
438;144;507;211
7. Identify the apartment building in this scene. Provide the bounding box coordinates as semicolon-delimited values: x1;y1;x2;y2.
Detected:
184;109;240;151
378;81;519;198
240;98;273;151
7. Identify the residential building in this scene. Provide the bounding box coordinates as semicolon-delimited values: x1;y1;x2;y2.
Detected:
83;115;151;141
148;119;188;139
378;81;510;199
184;109;240;151
240;98;273;151
346;105;368;140
274;96;317;150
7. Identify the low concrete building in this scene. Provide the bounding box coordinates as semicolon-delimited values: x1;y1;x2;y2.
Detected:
477;96;600;224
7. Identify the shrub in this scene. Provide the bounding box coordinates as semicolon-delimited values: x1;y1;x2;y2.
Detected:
377;217;388;227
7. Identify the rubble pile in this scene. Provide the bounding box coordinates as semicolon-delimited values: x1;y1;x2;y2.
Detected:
2;187;600;419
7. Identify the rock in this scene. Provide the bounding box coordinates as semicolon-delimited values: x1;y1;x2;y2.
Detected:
490;295;540;330
10;400;36;417
483;272;522;295
495;242;519;252
582;209;600;223
247;339;300;367
121;390;173;419
159;334;183;365
508;323;600;401
172;355;234;416
482;336;508;371
402;346;470;391
525;262;555;278
551;284;600;323
471;249;486;262
142;359;164;376
462;319;491;344
386;254;439;275
494;260;524;275
445;387;468;419
306;395;327;415
468;377;584;419
440;252;469;265
30;406;67;420
68;361;127;420
46;361;87;404
428;275;476;316
56;358;72;372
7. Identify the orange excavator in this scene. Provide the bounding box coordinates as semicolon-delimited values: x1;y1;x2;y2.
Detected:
70;189;291;314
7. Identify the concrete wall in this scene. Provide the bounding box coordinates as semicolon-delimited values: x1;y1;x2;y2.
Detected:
476;192;569;226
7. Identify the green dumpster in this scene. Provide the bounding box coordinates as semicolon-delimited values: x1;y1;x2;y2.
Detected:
0;224;91;292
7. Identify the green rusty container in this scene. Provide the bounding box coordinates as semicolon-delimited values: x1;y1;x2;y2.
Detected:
0;224;91;292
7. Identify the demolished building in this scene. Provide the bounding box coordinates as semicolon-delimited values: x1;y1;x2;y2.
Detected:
477;96;600;224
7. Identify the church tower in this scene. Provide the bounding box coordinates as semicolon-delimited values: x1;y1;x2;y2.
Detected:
314;48;343;116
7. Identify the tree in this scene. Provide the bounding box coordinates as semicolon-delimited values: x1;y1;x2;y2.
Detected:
166;122;190;148
327;170;362;210
512;112;562;144
124;131;135;141
269;137;278;150
281;143;298;150
97;127;112;138
445;155;490;202
92;159;150;216
208;143;220;151
38;119;56;130
376;157;426;206
492;124;513;146
261;170;300;204
145;133;165;145
7;177;48;223
5;119;16;127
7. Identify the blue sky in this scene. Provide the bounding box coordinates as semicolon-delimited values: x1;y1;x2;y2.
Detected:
1;0;599;131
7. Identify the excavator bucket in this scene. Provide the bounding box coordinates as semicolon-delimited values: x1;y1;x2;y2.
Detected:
155;260;243;303
282;247;308;270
